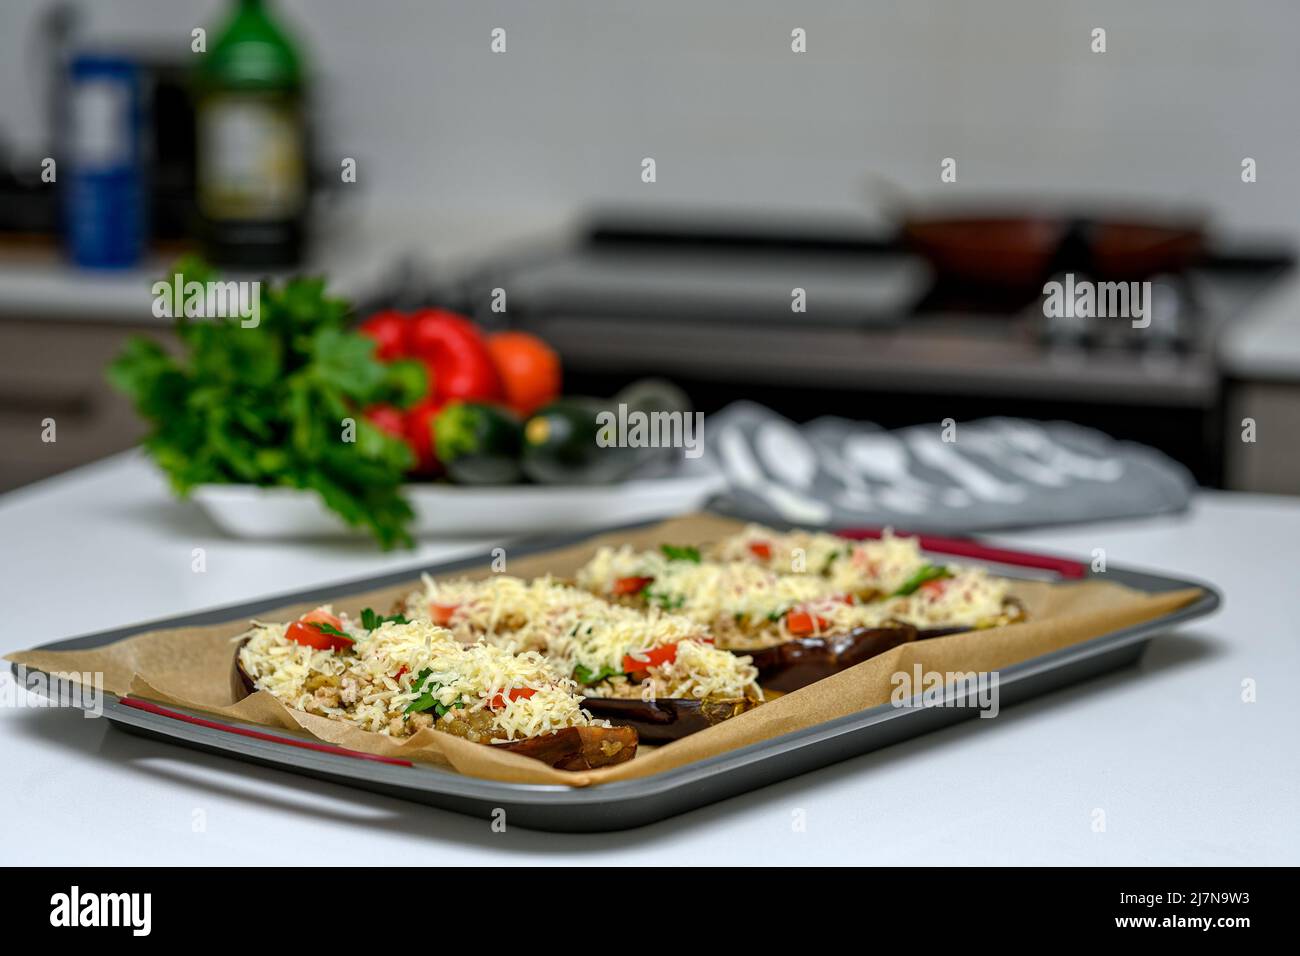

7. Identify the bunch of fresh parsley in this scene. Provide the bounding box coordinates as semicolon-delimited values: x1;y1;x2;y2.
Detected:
108;260;426;548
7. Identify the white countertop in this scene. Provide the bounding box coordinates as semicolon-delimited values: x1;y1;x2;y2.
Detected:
1;452;1297;865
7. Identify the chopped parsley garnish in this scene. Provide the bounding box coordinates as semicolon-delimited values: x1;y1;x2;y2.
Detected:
360;607;409;630
890;564;952;597
573;663;622;686
404;668;460;717
660;544;701;563
645;588;685;611
309;621;354;643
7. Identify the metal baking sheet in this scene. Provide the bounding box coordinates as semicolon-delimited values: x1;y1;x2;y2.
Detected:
12;526;1220;833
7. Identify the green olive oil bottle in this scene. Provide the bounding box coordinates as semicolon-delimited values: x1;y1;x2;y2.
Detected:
195;0;308;266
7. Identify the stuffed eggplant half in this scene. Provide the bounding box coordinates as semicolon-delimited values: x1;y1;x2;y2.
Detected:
236;607;636;770
401;576;763;742
575;534;1024;691
707;524;937;599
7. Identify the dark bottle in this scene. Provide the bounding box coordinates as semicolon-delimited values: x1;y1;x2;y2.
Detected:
195;0;308;267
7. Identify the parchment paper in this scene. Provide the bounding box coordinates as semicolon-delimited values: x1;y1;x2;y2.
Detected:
7;514;1204;787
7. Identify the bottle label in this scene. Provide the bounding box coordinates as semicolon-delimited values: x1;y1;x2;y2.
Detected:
198;95;303;220
71;78;133;172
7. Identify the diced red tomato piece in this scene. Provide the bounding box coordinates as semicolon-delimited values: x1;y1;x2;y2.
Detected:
785;610;831;637
622;642;678;674
920;578;950;597
612;576;654;596
429;603;458;625
488;687;538;709
748;541;773;560
300;608;344;630
285;610;352;651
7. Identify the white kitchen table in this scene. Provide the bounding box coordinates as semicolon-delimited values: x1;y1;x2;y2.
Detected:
1;451;1296;865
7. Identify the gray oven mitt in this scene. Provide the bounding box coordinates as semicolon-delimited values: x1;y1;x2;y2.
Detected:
698;401;1193;532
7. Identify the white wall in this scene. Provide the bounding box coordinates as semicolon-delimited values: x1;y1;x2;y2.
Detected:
2;0;1298;234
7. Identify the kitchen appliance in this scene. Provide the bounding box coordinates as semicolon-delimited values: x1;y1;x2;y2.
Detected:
454;211;1291;486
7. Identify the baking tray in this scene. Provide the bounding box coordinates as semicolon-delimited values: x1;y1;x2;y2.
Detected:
12;525;1220;832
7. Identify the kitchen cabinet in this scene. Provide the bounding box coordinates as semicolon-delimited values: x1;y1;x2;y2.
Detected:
1226;380;1300;494
0;319;174;491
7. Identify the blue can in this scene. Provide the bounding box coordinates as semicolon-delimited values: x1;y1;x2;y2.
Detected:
65;53;145;268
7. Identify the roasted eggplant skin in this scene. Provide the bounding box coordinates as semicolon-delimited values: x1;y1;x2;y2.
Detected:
234;652;256;697
580;695;758;744
743;624;919;693
492;725;637;769
233;640;637;770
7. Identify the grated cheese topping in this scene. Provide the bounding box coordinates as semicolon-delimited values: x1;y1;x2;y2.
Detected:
708;523;931;595
237;611;603;741
759;567;1015;639
405;575;762;702
576;533;1018;649
578;546;842;623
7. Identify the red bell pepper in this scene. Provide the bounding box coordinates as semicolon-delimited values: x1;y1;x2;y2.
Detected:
358;311;410;361
410;309;501;402
404;397;445;474
364;404;407;439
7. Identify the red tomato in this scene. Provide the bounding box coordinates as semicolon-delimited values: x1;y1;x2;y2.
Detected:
488;687;537;709
622;643;678;674
285;609;351;651
301;608;344;630
747;541;773;560
486;331;561;417
785;610;830;637
428;603;458;625
359;311;409;361
405;397;445;474
920;578;951;597
410;309;501;402
612;576;654;596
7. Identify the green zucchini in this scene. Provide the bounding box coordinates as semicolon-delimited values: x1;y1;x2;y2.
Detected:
521;399;638;485
434;401;523;485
